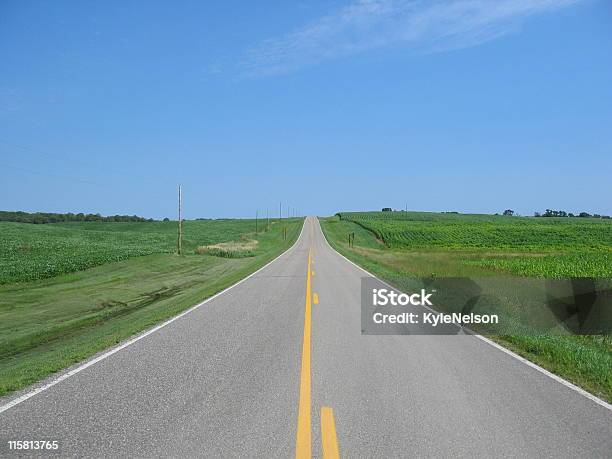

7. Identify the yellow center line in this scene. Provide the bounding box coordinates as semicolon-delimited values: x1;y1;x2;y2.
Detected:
313;293;319;305
321;406;340;459
295;248;313;458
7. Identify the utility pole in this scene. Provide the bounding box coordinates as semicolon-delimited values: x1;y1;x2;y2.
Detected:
177;185;182;255
279;202;282;222
256;210;258;234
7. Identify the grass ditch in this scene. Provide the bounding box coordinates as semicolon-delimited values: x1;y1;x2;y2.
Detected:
194;238;258;258
0;218;303;397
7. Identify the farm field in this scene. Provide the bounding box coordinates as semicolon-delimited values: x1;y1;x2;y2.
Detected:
337;211;612;277
0;218;303;396
320;212;612;401
0;219;277;284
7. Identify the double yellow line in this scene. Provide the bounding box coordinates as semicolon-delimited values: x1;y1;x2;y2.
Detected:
295;247;340;459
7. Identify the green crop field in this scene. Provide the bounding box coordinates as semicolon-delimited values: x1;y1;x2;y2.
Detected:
0;218;303;396
336;211;612;277
321;211;612;401
0;219;277;284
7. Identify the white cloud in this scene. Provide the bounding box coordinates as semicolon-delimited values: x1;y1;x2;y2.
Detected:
242;0;582;76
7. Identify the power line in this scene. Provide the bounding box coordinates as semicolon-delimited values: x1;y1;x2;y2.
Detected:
177;185;182;255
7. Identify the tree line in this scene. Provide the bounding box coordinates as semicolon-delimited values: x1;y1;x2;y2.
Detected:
0;211;154;224
534;209;610;219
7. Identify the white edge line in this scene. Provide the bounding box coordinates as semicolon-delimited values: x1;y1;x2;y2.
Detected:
0;218;307;415
316;217;612;412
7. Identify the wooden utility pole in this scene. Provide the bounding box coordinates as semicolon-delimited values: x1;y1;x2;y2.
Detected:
178;185;182;255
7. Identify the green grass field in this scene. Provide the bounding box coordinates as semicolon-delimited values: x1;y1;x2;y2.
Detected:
0;218;303;396
337;211;612;277
321;212;612;401
0;219;278;284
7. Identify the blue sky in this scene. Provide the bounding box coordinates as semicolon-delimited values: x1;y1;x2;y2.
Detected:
1;0;611;219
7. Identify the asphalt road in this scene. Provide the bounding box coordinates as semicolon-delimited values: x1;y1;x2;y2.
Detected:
1;217;611;458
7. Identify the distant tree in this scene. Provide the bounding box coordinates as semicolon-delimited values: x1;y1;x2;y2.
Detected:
535;209;611;219
542;209;567;217
382;208;392;212
163;217;170;222
503;209;514;216
0;210;153;224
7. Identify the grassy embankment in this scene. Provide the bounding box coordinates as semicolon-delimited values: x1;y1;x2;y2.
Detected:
0;218;303;396
320;212;612;402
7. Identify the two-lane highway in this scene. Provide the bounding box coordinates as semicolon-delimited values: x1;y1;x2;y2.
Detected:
1;217;611;457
